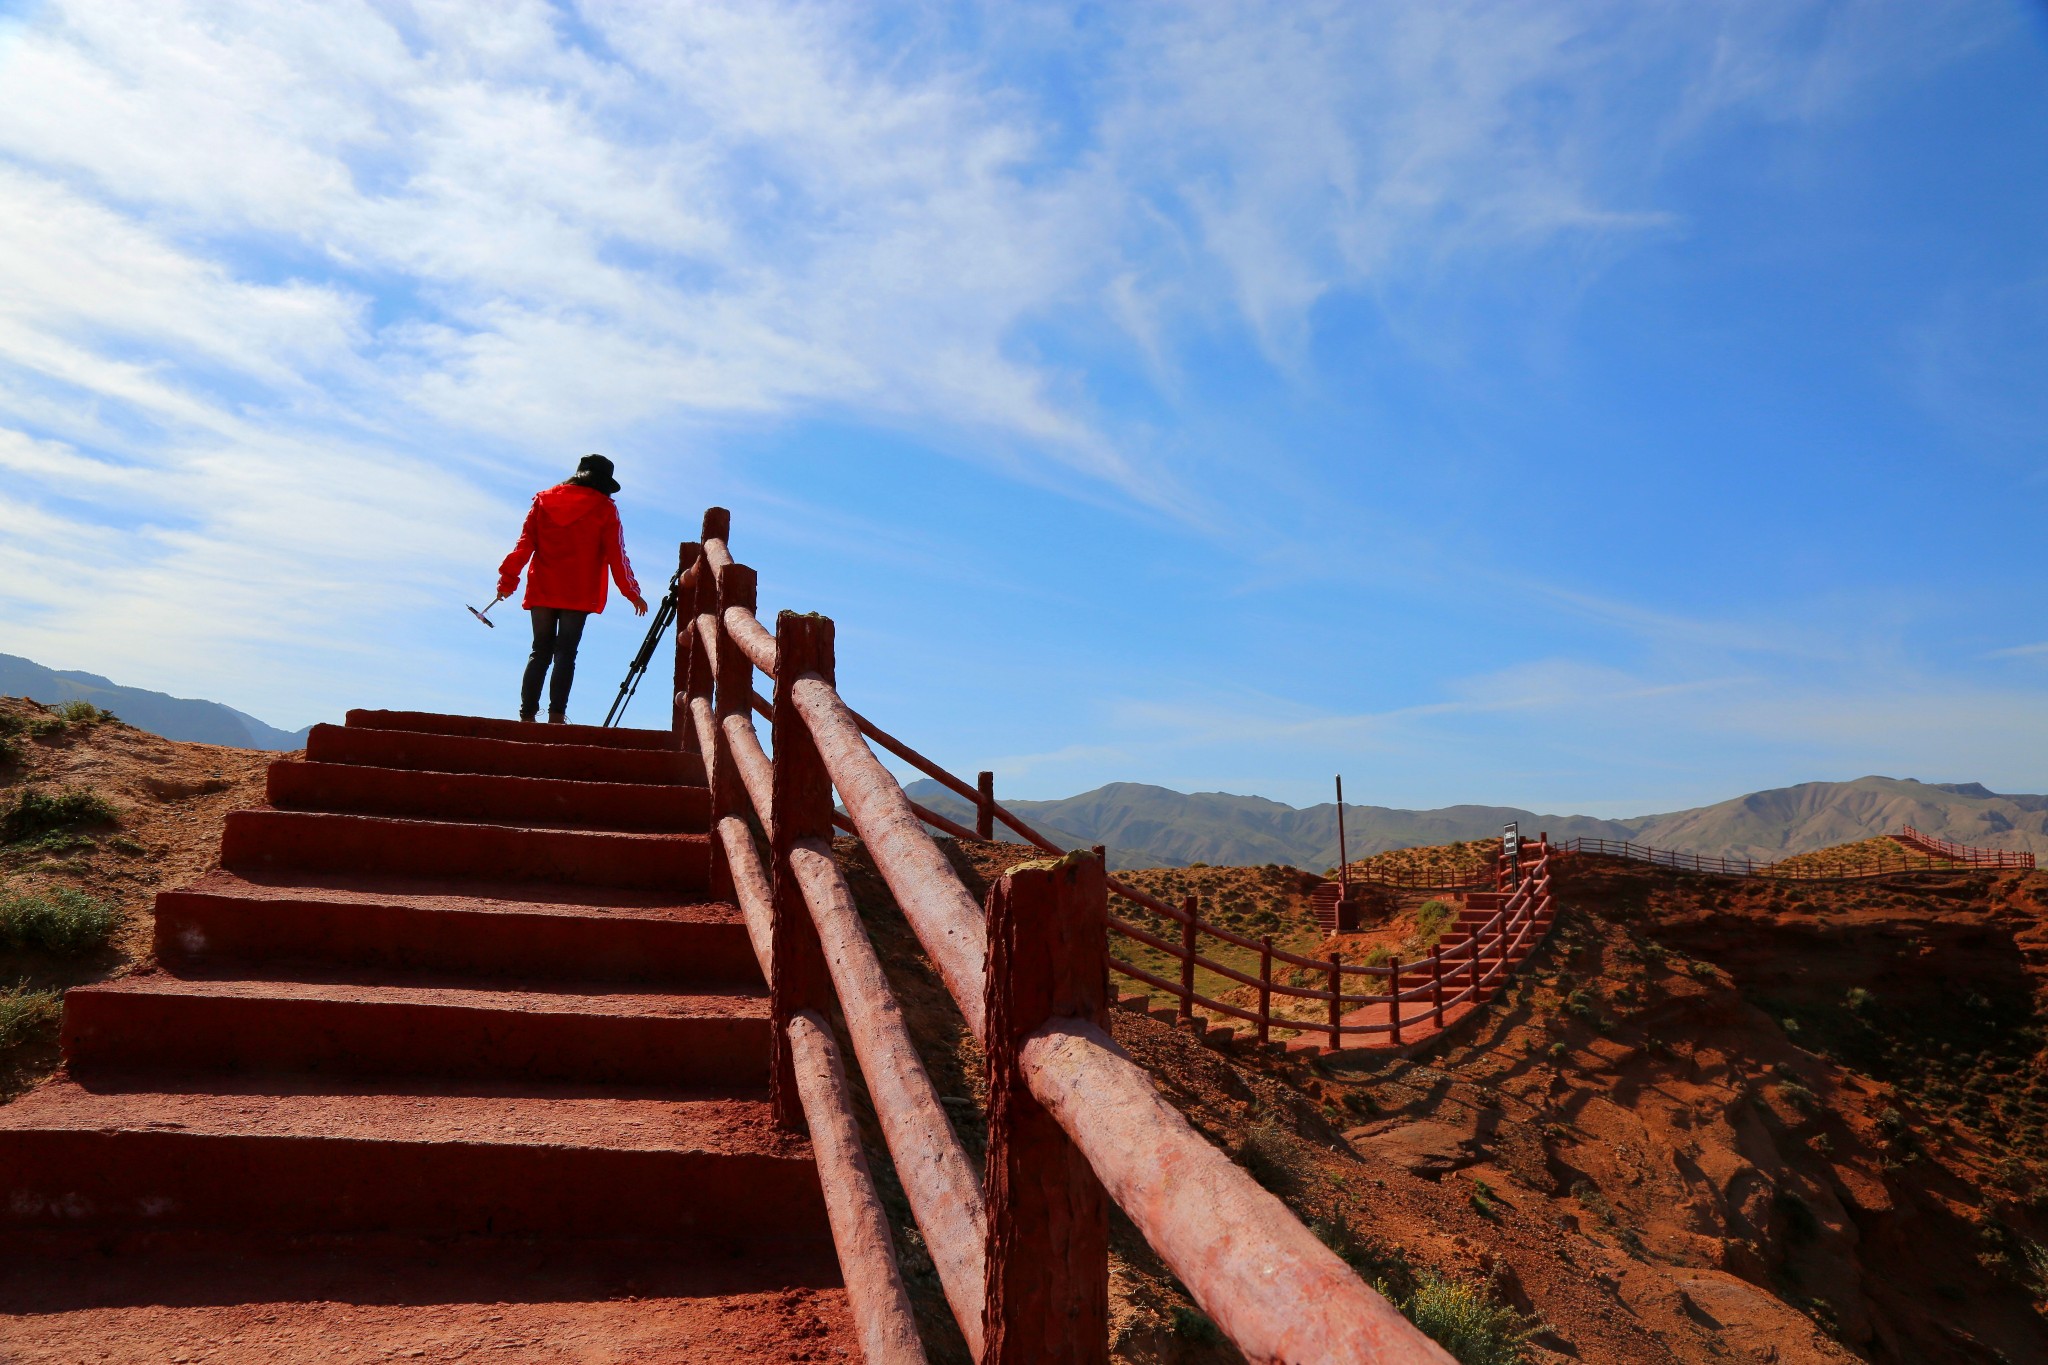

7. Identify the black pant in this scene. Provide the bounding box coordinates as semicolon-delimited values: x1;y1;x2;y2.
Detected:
521;608;589;718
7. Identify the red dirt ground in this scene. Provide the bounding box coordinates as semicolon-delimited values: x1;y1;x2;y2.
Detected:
13;708;2048;1362
845;836;2048;1364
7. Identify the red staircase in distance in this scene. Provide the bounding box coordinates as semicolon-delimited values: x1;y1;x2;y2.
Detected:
0;709;852;1361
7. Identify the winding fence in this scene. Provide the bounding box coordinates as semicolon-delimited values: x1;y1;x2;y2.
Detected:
671;509;1455;1364
1893;826;2036;869
1558;834;2036;880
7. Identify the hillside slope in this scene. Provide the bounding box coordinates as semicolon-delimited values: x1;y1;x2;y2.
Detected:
0;653;310;750
847;834;2048;1363
908;775;2048;870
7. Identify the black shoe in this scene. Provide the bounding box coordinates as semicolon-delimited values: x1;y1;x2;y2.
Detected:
547;711;567;724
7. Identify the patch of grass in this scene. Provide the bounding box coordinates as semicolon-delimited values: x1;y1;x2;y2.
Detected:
1392;1271;1538;1365
26;716;67;739
1775;1189;1819;1245
1778;1081;1821;1115
1416;899;1455;944
1468;1177;1499;1220
1;886;121;955
0;982;61;1049
0;734;21;767
1169;1304;1221;1343
0;787;118;842
54;701;116;726
1233;1119;1301;1195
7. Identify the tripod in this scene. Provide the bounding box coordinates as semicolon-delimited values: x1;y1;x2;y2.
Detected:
602;570;680;728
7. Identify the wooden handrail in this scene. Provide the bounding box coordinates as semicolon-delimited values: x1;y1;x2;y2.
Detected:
687;511;1470;1362
791;674;991;1041
786;1010;930;1365
788;838;989;1355
1021;1020;1456;1362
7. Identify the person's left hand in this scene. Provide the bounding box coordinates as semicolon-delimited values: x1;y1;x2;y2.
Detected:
631;596;649;616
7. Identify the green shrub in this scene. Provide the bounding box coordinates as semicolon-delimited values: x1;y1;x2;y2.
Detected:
1233;1119;1301;1195
1778;1082;1821;1115
0;734;20;767
1169;1304;1221;1343
55;701;116;726
0;787;118;842
26;715;66;738
1416;899;1455;942
0;983;60;1049
0;712;23;738
0;887;121;954
1396;1272;1537;1365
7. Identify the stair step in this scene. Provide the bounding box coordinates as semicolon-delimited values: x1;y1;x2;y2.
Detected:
63;973;768;1086
0;1078;824;1242
221;808;707;891
347;709;676;752
155;870;759;985
306;723;702;786
268;759;706;833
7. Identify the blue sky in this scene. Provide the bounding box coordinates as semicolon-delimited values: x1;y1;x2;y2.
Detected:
0;1;2043;815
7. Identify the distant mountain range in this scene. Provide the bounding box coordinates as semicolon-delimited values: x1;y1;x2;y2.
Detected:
905;775;2048;870
0;653;310;751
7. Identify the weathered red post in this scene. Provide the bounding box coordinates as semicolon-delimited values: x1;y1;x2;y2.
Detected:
1388;955;1402;1045
1256;936;1273;1047
977;770;996;840
768;611;837;1131
1430;949;1445;1025
672;542;703;746
1326;952;1342;1052
707;561;759;900
1179;895;1197;1023
983;851;1111;1365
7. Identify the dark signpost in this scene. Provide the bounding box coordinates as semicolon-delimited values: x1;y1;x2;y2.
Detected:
1503;821;1521;887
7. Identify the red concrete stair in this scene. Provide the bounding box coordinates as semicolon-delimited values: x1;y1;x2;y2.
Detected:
345;708;676;750
0;706;849;1358
154;870;757;983
268;759;706;832
305;723;701;785
61;972;769;1087
220;808;708;890
0;1078;823;1242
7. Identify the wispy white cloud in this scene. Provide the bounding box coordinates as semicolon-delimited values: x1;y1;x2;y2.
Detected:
0;0;2016;731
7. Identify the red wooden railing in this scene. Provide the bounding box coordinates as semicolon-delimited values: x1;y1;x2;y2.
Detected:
1558;834;2035;879
1893;826;2036;869
674;510;1455;1364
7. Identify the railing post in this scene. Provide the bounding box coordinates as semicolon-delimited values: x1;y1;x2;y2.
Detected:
1178;895;1197;1023
977;770;996;840
709;561;760;900
672;542;703;747
1326;952;1342;1053
1388;955;1402;1045
769;611;837;1131
984;852;1111;1365
1256;936;1272;1048
1430;949;1445;1024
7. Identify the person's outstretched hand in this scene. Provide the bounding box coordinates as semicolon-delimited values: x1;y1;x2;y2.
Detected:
631;596;649;617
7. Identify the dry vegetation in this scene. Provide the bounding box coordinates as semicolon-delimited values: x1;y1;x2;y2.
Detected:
0;696;271;1097
11;709;2047;1363
844;835;2048;1364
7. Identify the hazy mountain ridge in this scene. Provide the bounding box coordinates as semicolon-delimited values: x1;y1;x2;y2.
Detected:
0;654;310;751
907;775;2048;871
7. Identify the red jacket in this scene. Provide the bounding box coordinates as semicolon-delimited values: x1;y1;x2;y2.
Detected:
498;484;643;613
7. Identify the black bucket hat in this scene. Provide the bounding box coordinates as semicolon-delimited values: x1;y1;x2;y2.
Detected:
564;453;619;495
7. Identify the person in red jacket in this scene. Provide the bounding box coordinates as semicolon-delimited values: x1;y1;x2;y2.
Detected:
497;454;648;723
